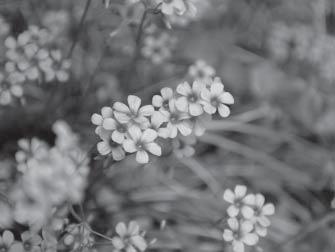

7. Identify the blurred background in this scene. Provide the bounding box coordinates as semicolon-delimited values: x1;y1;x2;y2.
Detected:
1;0;335;251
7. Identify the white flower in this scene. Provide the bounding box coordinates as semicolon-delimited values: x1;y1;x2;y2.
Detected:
123;126;161;164
0;72;23;105
15;137;49;172
39;50;71;82
188;60;215;81
189;113;211;137
113;95;154;127
223;185;254;219
176;80;205;116
148;111;168;137
172;134;196;158
91;106;114;140
201;77;234;117
244;193;275;237
142;33;176;64
158;0;187;16
103;117;129;144
0;230;23;252
152;87;174;111
223;218;259;252
160;99;192;138
112;221;148;252
97;139;126;161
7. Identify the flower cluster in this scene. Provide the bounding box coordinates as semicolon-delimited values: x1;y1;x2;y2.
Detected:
4;26;71;83
92;77;234;164
267;22;312;62
142;32;177;64
222;185;275;252
0;230;43;252
11;121;89;229
42;10;70;41
0;25;71;105
111;221;150;252
268;22;335;83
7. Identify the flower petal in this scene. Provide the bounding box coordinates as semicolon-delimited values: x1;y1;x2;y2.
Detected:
113;102;130;113
128;95;141;113
141;129;158;142
263;203;275;216
211;81;224;94
189;103;203;116
101;106;113;118
97;141;111;155
128;221;139;235
103;118;116;130
218;104;230;117
115;222;127;237
91;114;103;125
123;139;137;153
223;189;235;203
139;105;154;116
131;235;147;251
128;126;142;141
146;143;162;156
222;229;233;242
112;131;126;144
243;233;259;246
136;150;149;164
161;87;173;99
3;230;14;246
227;205;239;218
177;121;192;136
241;206;255;219
175;97;188;112
232;240;245;252
176;82;192;96
219;92;234;105
235;185;247;198
227;218;239;230
152;95;163;107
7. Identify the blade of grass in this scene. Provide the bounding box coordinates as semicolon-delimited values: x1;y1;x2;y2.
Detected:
200;133;311;186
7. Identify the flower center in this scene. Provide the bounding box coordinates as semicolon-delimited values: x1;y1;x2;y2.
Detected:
187;93;198;103
170;113;179;124
210;97;220;107
136;141;144;150
109;139;119;148
117;124;127;133
24;241;32;251
162;99;169;109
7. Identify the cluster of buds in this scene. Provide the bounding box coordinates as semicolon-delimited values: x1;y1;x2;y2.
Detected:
222;185;275;252
92;76;234;164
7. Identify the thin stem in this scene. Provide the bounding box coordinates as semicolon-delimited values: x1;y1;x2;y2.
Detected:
67;0;92;58
124;8;149;91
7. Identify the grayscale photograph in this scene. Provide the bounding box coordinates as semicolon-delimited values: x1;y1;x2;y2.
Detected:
0;0;334;251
